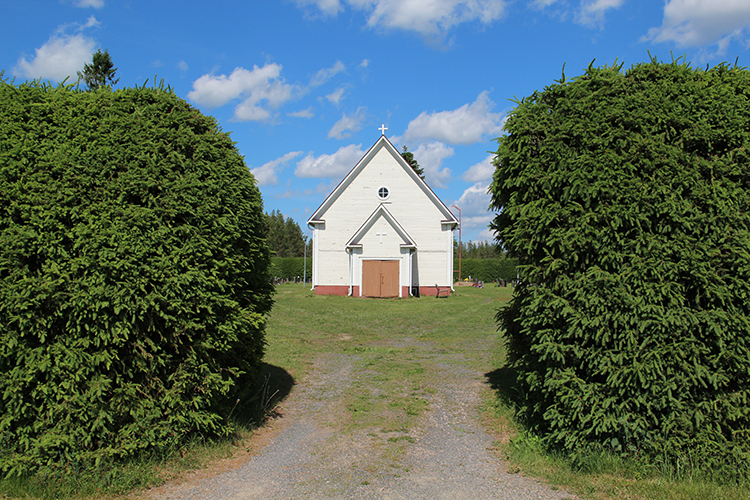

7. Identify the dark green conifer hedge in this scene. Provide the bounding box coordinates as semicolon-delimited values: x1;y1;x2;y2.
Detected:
453;258;517;283
270;257;311;281
490;59;750;474
0;80;273;475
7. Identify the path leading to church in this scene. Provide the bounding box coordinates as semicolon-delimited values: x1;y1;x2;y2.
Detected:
143;335;578;500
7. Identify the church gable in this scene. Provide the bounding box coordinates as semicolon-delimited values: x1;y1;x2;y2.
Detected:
346;205;416;252
308;136;457;226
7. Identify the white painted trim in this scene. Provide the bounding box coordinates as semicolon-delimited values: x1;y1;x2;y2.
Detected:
308;222;322;289
347;248;353;296
447;227;454;290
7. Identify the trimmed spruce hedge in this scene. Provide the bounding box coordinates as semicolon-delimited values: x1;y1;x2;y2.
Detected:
270;257;311;281
0;80;273;475
268;257;515;285
490;59;750;474
454;258;517;283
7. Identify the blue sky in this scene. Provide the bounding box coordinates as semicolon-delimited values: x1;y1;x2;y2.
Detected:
4;1;750;243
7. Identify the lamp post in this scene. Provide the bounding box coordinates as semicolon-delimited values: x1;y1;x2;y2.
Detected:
451;205;461;284
303;235;308;288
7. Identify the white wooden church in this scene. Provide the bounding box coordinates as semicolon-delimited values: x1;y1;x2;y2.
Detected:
307;131;459;297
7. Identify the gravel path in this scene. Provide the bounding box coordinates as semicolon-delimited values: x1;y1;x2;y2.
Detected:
143;349;577;500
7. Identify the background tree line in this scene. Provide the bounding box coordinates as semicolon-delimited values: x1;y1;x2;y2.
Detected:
265;210;310;258
454;239;502;259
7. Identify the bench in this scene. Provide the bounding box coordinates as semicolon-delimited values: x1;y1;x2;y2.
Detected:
435;284;451;298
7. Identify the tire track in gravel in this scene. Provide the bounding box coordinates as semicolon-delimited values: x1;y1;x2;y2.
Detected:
143;347;578;500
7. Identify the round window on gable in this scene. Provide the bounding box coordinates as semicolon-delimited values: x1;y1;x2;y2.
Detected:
378;186;390;200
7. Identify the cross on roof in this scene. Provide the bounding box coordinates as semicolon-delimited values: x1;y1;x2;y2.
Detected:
379;124;388;136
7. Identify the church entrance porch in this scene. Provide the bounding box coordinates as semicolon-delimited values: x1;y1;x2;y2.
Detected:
362;260;399;297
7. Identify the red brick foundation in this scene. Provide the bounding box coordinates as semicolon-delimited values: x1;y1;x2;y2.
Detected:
313;285;351;296
314;285;449;297
418;285;452;297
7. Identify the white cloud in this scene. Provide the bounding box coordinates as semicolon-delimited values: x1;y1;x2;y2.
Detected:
452;181;493;235
188;59;355;122
237;81;296;121
295;144;366;178
81;15;100;29
72;0;104;7
251;151;303;186
531;0;623;27
310;60;346;87
325;86;347;105
296;0;344;16
188;64;283;107
576;0;624;27
644;0;750;49
288;107;315;118
477;227;496;241
188;64;299;122
177;60;188;72
328;107;367;139
362;0;505;34
403;91;504;145
462;155;495;183
299;0;506;37
237;105;272;121
14;32;96;82
361;58;370;67
276;189;302;199
313;179;340;195
531;0;559;7
413;142;453;188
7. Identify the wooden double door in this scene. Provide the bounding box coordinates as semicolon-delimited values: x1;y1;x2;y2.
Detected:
362;260;399;298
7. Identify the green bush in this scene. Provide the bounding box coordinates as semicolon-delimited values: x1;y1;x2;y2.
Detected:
454;258;516;283
490;59;750;475
0;80;273;475
270;257;311;281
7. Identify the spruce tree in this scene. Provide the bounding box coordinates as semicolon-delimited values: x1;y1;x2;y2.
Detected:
401;146;425;180
77;49;119;90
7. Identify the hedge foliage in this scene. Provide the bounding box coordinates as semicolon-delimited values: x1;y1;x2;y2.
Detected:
0;80;273;475
490;59;750;474
266;257;516;284
454;258;516;283
270;257;311;281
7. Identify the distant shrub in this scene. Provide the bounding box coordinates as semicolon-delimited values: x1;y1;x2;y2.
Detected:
454;258;517;283
490;59;750;475
0;80;273;476
270;257;311;281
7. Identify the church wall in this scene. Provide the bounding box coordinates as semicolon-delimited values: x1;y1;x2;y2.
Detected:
311;140;456;294
316;247;350;285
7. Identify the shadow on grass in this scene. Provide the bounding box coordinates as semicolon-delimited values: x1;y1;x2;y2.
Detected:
484;365;523;411
234;362;295;427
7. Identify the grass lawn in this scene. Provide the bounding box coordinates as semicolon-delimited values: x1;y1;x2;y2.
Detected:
263;284;749;500
262;283;511;439
1;283;747;500
264;282;510;382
